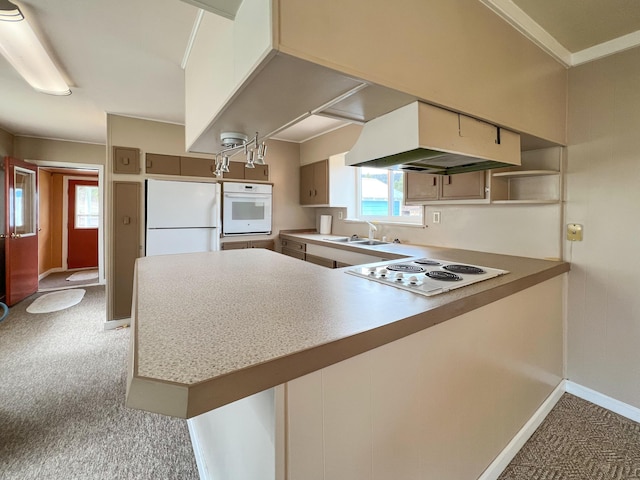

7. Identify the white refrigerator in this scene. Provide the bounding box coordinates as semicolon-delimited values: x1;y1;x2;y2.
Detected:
145;179;221;256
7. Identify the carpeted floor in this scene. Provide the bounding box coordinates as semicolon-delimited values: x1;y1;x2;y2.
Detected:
499;393;640;479
38;270;100;292
0;286;199;480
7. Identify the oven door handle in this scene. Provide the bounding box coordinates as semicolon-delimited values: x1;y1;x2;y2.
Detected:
224;193;272;199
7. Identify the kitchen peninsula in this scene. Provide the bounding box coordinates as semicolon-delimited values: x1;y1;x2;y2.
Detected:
127;240;568;480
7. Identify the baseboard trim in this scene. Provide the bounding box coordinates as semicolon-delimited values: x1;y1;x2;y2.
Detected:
38;267;65;281
103;318;130;331
566;381;640;424
478;380;566;480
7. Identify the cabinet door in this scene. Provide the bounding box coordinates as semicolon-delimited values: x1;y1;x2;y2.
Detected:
282;248;305;260
300;163;315;205
113;182;140;319
224;161;246;180
439;171;486;200
146;153;180;175
113;146;140;174
306;254;336;268
405;173;439;202
180;156;216;177
245;165;269;181
312;160;329;204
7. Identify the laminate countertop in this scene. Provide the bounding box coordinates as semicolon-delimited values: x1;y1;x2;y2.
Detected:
126;235;569;418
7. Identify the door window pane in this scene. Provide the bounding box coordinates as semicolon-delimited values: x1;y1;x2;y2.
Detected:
75;185;99;229
14;168;36;235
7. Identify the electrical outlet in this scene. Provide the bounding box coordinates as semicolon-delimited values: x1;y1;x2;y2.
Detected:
338;211;343;220
433;211;441;224
567;223;583;241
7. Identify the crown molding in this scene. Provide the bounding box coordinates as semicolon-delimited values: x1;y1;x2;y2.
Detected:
481;0;640;67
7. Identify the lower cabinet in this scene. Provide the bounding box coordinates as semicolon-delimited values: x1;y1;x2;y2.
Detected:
279;236;389;268
221;239;275;251
305;254;336;269
280;238;306;260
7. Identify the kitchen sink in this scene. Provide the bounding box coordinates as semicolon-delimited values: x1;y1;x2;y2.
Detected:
324;237;362;243
352;240;388;246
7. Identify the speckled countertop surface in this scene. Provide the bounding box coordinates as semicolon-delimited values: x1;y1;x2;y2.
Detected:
126;236;569;418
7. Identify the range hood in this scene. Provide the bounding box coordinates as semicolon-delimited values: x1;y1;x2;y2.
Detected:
345;102;521;175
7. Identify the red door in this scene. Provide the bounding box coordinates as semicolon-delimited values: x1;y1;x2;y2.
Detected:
4;157;38;306
67;179;98;269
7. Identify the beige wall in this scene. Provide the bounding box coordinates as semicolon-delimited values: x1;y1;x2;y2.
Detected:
300;124;362;165
566;46;640;408
38;170;52;275
14;137;105;165
0;127;14;157
278;0;567;145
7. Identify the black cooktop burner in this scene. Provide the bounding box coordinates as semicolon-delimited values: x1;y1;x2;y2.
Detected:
443;264;485;275
425;271;462;282
386;264;426;273
414;259;442;266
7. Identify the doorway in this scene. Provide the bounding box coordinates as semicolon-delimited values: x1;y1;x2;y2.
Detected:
34;163;104;292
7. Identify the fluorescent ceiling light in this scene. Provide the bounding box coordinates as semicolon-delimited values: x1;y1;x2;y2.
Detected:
0;0;71;95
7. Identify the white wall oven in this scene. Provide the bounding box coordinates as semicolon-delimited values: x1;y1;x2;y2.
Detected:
222;183;272;236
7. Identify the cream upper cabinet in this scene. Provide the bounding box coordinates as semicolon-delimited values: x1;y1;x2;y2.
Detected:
185;0;567;155
405;171;487;204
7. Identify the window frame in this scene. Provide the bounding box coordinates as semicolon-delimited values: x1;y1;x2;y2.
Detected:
74;184;100;229
355;167;424;225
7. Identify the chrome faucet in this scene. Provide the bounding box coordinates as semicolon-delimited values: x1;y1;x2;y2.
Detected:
365;221;377;240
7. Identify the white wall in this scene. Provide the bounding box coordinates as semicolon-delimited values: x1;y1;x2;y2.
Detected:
565;45;640;409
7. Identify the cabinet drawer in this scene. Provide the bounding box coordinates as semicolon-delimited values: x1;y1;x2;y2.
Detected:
282;248;305;260
280;239;306;251
250;240;275;250
221;241;249;250
306;254;336;269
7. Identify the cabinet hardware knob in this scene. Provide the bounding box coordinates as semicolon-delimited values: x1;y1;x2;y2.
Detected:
122;157;130;165
123;216;131;225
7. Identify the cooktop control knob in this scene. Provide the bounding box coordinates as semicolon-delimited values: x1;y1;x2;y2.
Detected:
368;267;377;275
395;272;404;282
379;268;388;277
408;276;419;285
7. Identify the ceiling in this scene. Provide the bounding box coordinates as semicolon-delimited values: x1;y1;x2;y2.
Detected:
1;0;639;146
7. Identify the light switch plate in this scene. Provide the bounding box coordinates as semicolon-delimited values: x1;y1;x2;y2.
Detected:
567;223;583;241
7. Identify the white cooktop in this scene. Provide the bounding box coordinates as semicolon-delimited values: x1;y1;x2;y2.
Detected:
346;257;508;297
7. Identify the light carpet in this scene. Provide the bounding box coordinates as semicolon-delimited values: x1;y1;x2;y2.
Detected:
26;289;86;314
66;270;99;282
498;393;640;479
0;286;198;480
